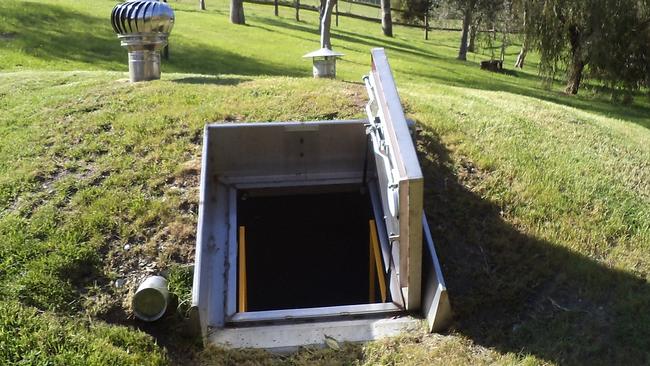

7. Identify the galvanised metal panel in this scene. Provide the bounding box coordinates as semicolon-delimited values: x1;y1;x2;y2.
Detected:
365;48;423;311
206;120;367;182
193;120;370;333
422;215;452;332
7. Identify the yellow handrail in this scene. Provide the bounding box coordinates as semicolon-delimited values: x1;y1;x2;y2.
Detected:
369;220;387;303
238;226;247;312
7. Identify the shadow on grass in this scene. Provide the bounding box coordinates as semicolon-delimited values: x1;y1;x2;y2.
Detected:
251;13;650;129
165;39;307;77
410;66;650;130
99;301;203;365
416;126;650;365
170;75;252;86
253;16;444;61
0;2;306;78
0;2;124;69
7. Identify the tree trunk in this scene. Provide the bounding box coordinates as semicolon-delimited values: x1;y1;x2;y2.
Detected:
467;25;475;52
565;25;586;94
467;16;480;53
199;0;206;10
335;1;339;26
295;0;300;21
381;0;393;37
319;0;326;31
320;0;336;49
500;35;506;62
514;9;527;68
424;12;429;40
230;0;245;24
274;0;279;16
457;9;472;60
514;42;527;68
565;58;585;94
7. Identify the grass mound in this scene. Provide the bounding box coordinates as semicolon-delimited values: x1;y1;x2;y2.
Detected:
1;0;649;365
0;301;167;365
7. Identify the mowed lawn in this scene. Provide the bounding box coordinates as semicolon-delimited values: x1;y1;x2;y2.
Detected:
1;0;649;365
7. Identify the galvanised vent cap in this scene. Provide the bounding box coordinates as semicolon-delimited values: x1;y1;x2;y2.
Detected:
302;48;344;79
111;0;174;35
111;0;175;82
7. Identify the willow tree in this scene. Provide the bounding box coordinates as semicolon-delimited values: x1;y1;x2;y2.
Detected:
513;1;527;68
587;0;650;99
526;0;649;95
467;15;481;52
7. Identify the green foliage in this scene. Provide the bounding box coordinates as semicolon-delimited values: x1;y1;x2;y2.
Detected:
167;265;194;316
0;301;167;365
399;0;440;23
588;1;650;95
525;0;650;94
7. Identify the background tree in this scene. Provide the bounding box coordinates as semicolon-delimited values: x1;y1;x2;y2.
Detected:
513;0;528;68
381;0;394;36
400;0;441;39
199;0;206;10
320;0;337;48
586;0;650;100
451;0;496;60
490;0;515;62
467;14;481;52
319;0;326;30
455;0;475;60
525;0;649;95
231;0;245;24
523;0;593;93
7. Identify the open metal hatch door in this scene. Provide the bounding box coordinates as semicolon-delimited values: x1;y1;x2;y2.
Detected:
190;48;451;350
364;48;452;332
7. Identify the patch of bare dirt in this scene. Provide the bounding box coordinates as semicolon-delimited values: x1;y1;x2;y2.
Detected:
103;157;201;320
96;156;203;365
346;86;367;110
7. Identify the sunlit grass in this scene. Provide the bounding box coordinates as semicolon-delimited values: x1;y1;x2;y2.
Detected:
0;0;649;365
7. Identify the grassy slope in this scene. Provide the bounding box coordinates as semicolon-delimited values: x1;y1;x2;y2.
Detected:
1;0;649;365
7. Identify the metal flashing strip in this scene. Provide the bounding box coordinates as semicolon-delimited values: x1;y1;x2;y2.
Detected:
227;303;402;324
210;316;422;351
422;214;453;332
205;119;367;130
221;172;365;188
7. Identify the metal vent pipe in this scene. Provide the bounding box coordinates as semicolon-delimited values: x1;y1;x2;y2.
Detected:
111;0;175;82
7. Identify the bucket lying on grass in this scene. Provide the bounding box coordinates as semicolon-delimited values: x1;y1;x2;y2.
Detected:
132;276;169;321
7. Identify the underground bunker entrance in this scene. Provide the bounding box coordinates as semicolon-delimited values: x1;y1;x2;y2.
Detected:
236;185;389;312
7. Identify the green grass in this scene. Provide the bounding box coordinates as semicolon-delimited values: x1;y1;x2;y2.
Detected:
1;0;649;365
